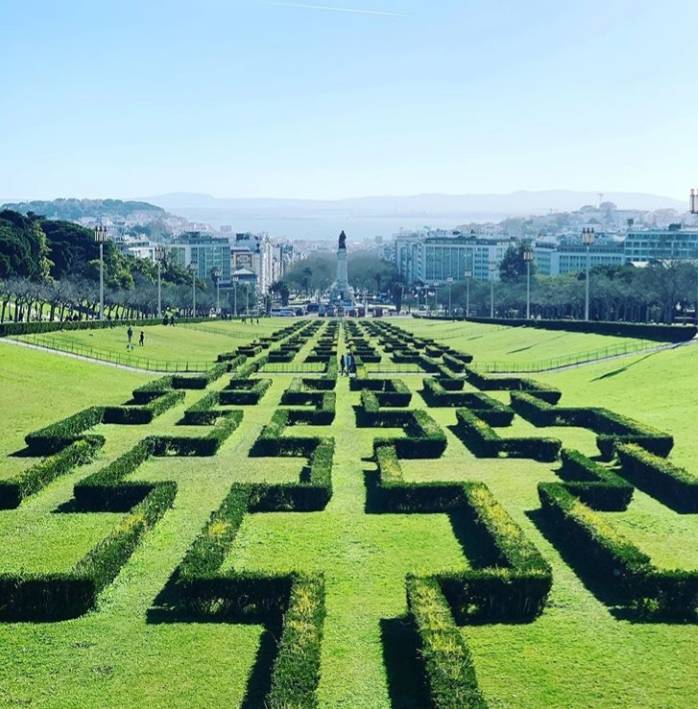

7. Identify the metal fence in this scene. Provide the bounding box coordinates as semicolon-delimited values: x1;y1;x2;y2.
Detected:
365;363;424;374
478;340;660;373
14;334;212;372
260;362;327;374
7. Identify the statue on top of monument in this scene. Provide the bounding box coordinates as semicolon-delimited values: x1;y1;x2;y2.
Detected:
338;230;347;250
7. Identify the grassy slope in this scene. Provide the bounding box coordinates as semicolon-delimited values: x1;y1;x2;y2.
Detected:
0;319;697;707
397;325;698;708
15;318;293;368
395;317;654;367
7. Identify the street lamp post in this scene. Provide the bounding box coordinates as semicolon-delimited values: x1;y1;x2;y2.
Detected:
154;246;163;319
446;277;453;317
189;264;197;317
524;246;534;320
489;263;497;318
464;267;472;319
212;267;221;314
94;225;108;321
690;190;698;324
233;277;238;317
582;227;595;321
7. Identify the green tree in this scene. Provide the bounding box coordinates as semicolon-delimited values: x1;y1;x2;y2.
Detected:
499;244;532;282
0;210;51;281
270;280;290;306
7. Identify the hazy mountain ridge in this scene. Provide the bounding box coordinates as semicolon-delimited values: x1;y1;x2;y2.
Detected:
144;190;685;215
1;198;167;222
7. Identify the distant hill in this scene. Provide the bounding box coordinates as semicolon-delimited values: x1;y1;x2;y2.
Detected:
1;198;166;222
145;190;686;215
142;190;687;240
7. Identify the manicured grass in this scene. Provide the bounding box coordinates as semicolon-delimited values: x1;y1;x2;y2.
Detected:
396;317;655;369
15;318;293;369
0;317;696;707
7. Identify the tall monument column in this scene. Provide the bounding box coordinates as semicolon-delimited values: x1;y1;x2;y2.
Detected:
336;230;349;296
330;230;354;304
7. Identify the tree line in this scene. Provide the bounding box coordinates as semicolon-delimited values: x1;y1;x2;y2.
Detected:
0;209;235;322
422;245;698;323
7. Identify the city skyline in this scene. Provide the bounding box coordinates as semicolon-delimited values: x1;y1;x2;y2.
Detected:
2;0;697;201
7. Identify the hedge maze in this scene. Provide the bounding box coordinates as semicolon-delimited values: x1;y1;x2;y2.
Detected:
3;315;698;706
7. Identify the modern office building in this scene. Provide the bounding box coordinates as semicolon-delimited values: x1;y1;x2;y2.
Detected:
394;230;515;284
624;225;698;263
534;237;627;276
166;232;232;284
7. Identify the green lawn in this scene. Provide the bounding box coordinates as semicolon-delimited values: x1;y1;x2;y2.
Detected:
395;317;656;369
14;317;294;370
0;317;696;707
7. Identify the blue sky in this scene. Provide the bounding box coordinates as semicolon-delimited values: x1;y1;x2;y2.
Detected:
1;0;695;201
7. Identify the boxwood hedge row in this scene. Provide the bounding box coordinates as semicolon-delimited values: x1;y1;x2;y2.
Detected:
0;480;175;620
25;407;106;455
407;576;487;709
616;443;698;512
0;437;103;509
220;377;272;405
102;389;185;424
464;367;562;404
538;482;698;618
558;448;634;511
510;391;674;459
454;409;561;462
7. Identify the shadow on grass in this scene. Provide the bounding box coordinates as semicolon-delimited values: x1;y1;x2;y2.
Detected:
8;447;36;458
241;625;280;709
590;351;659;381
447;423;489;458
525;508;626;610
448;509;498;570
380;617;430;709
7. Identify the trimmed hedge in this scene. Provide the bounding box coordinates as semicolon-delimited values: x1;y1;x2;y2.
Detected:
421;379;514;425
173;482;326;705
372;444;464;513
74;438;156;511
558;448;633;511
181;391;224;425
220;378;272;405
464;367;562;404
0;480;175;620
510;391;674;459
538;482;698;618
455;409;561;462
0;316;213;338
171;363;228;390
286;392;336;426
616;443;698;512
152;411;244;456
265;574;326;709
132;376;174;404
0;438;103;509
452;316;697;343
370;410;448;459
250;438;335;512
407;576;487;709
25;407;105;455
102;389;184;424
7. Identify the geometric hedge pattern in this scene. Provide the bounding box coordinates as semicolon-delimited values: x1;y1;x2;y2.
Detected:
2;316;696;707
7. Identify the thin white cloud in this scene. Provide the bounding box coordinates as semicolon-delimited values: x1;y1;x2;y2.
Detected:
266;2;407;17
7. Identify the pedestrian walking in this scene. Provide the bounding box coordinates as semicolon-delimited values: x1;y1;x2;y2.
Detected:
340;355;346;376
127;326;133;350
139;330;145;347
